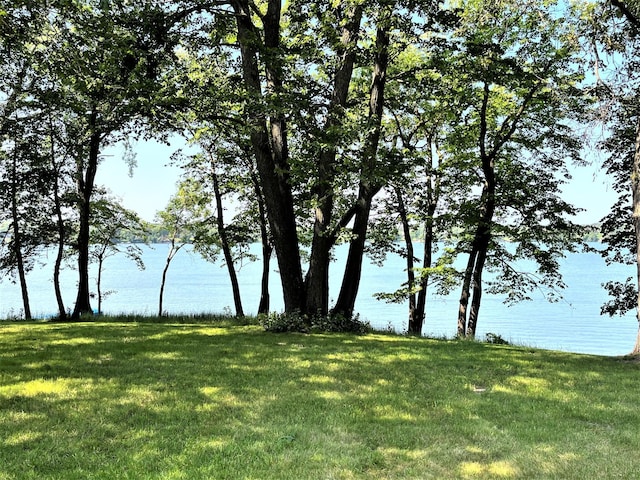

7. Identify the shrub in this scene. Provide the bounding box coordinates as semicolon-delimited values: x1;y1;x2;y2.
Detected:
485;332;509;345
260;311;371;335
259;311;309;333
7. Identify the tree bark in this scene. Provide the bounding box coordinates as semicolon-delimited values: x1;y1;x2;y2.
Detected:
457;79;502;338
396;187;419;333
10;148;32;320
232;0;305;313
610;1;640;354
250;169;272;314
211;167;244;317
305;5;363;316
158;241;182;317
72;109;101;319
415;172;438;333
457;249;476;337
333;11;390;317
50;122;67;320
415;215;433;331
631;115;640;354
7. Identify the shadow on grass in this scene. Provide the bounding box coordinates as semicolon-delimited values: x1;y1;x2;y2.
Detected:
1;322;639;479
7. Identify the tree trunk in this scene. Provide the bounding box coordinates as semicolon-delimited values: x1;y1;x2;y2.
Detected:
396;187;419;334
211;168;244;317
467;246;488;337
457;82;498;338
631;115;640;355
72;110;101;319
333;13;390;318
458;182;495;338
50;126;67;320
232;0;305;313
305;5;363;316
250;168;271;314
158;242;181;317
415;216;433;330
10;149;31;320
259;240;272;314
97;254;104;314
415;189;438;333
333;192;374;318
457;249;477;337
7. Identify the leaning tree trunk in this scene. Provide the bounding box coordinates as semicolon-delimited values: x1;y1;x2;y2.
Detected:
232;0;306;313
457;248;477;337
631;116;640;355
158;240;182;317
458;175;496;338
211;168;244;317
50;128;67;320
305;4;363;316
332;11;390;318
467;245;489;338
72;110;101;319
333;192;374;318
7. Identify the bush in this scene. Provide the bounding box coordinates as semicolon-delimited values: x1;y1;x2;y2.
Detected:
485;332;509;345
260;311;371;335
259;311;309;333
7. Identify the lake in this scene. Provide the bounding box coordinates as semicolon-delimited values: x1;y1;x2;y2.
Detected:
0;242;637;357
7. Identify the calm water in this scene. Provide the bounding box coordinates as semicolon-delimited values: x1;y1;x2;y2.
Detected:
0;243;637;356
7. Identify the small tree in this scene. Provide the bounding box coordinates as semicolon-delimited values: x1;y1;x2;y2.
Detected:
89;195;147;314
156;179;208;317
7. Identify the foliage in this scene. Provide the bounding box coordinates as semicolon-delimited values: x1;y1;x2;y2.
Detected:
260;311;371;335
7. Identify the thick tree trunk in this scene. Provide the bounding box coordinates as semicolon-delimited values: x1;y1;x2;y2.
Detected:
258;241;272;314
457;249;476;337
211;169;244;317
458;184;495;338
333;193;373;318
232;0;305;313
72;111;101;319
457;82;498;338
467;246;488;337
631;116;640;355
333;12;390;317
305;5;363;316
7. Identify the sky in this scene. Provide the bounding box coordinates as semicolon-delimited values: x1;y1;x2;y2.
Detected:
99;137;619;226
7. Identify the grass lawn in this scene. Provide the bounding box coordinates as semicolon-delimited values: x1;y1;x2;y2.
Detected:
1;319;639;479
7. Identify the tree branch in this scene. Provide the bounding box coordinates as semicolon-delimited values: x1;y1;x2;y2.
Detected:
610;0;640;32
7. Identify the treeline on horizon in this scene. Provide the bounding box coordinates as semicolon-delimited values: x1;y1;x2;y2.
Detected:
1;1;639;348
116;222;606;245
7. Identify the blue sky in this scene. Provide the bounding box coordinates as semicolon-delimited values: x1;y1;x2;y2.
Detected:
100;138;618;226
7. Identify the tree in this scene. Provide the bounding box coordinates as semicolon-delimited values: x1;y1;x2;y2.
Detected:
89;196;146;314
156;179;209;317
0;3;54;319
442;0;589;337
36;0;191;318
587;0;640;354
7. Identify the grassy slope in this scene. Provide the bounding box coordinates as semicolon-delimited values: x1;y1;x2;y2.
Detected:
0;321;638;479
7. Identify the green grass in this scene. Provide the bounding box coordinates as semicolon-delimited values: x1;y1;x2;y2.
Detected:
1;320;639;479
